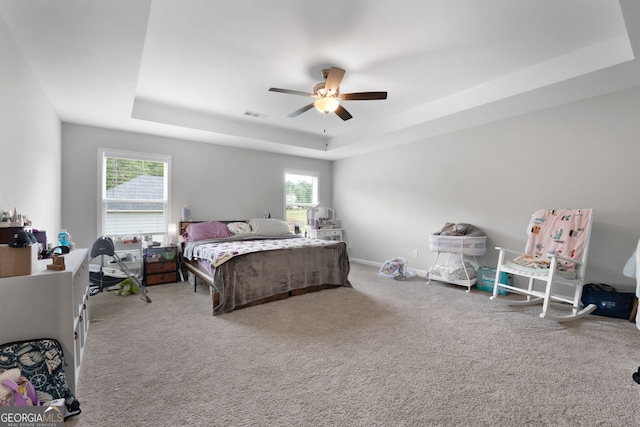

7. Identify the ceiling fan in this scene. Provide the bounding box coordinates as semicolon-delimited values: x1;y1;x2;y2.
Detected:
269;67;387;121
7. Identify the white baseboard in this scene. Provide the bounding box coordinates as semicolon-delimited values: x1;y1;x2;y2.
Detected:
350;258;428;278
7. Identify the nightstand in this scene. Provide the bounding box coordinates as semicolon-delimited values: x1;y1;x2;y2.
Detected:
143;246;178;286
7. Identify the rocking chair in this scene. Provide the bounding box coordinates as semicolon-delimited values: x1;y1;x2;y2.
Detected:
490;208;596;322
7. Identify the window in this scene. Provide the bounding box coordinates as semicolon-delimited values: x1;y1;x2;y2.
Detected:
98;149;171;240
285;169;318;232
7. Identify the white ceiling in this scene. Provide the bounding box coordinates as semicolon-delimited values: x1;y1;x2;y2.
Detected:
1;0;639;160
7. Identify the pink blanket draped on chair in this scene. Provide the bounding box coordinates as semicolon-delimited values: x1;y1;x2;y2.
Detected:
519;208;592;272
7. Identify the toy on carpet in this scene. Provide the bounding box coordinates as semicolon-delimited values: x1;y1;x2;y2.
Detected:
114;278;139;296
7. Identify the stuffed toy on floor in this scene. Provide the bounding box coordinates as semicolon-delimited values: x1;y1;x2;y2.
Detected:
114;278;139;296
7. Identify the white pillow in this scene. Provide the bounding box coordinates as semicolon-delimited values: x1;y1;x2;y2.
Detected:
227;222;252;235
249;218;292;235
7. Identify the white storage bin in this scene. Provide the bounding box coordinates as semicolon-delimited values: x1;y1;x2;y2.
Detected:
429;235;487;256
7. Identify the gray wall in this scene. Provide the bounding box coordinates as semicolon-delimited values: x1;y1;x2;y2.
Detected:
0;15;61;238
61;124;333;249
4;9;639;293
333;86;640;292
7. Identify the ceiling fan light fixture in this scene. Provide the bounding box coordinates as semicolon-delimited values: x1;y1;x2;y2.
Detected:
269;66;385;121
314;97;340;114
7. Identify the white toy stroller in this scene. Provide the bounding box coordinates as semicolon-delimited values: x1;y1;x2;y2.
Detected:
89;236;151;303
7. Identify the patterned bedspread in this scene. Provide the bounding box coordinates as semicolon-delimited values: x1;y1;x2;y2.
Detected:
184;236;342;267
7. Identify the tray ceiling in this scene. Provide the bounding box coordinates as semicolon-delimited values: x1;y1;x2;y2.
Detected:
1;0;639;160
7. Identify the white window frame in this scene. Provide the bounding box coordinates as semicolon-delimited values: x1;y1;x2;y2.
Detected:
284;169;319;229
97;148;172;239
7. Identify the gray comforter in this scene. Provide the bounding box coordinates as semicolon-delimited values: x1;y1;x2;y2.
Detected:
186;237;351;314
213;242;351;314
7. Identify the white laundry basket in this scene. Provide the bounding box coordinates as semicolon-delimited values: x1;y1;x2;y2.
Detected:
429;235;487;256
378;258;416;280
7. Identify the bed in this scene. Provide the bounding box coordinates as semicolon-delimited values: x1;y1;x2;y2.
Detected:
179;219;351;315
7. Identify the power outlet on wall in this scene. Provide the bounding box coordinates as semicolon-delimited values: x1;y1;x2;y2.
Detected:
412;249;419;258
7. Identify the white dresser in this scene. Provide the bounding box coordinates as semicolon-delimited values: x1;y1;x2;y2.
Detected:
308;228;343;242
0;248;90;395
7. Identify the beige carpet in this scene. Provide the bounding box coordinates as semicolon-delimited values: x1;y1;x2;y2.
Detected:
67;262;640;427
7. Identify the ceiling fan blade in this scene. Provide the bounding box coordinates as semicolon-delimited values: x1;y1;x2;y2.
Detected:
339;91;388;100
324;67;345;95
287;103;315;118
334;104;353;121
269;87;315;97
